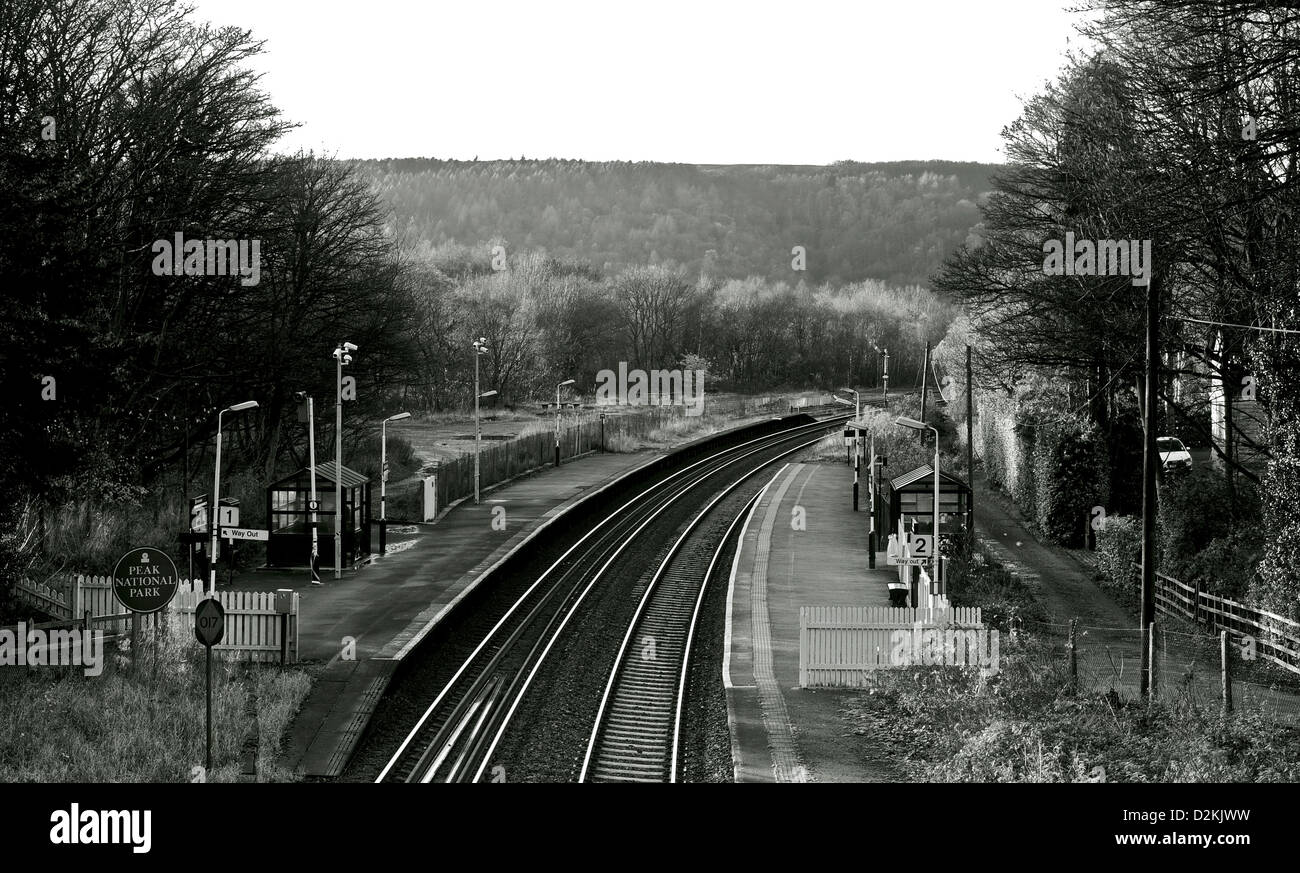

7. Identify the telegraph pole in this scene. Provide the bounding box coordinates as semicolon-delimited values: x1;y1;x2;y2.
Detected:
966;344;974;544
1139;275;1160;698
919;342;930;443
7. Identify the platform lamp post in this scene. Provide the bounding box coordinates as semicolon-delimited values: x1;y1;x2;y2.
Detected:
208;400;258;596
379;411;411;557
839;387;862;511
840;386;861;421
294;391;322;585
875;346;890;408
333;341;357;579
473;337;490;503
475;389;498;503
555;378;574;467
894;415;940;600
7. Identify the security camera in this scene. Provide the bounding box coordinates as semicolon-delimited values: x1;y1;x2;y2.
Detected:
343;354;353;365
294;390;307;402
343;342;358;352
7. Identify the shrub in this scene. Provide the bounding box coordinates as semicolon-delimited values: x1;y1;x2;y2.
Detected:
1094;514;1140;597
1035;420;1109;547
1254;454;1300;622
1157;466;1236;581
1186;530;1259;601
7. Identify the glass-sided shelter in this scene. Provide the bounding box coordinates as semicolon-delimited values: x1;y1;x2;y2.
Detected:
266;461;372;567
885;463;971;537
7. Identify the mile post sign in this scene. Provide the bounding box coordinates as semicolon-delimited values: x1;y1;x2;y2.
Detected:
111;547;180;614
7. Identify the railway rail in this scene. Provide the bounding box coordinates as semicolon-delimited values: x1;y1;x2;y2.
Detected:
376;409;870;783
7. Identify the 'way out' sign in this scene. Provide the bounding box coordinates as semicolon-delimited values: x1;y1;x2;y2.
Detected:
111;547;179;614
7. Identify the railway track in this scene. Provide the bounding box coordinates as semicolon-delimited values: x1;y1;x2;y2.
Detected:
375;412;856;783
579;484;761;782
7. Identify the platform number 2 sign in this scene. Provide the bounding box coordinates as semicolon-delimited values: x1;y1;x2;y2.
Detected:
909;534;933;558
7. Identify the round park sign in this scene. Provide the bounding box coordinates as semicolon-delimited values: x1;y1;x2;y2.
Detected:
111;547;180;614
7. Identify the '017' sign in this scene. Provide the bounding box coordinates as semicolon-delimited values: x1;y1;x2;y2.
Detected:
111;547;180;614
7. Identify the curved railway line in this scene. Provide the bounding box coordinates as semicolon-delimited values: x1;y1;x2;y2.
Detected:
376;408;878;783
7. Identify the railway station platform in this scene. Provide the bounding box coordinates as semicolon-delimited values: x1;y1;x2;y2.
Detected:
725;460;899;783
229;451;660;778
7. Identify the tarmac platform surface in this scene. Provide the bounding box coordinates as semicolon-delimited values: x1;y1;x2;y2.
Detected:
227;451;659;777
725;460;900;783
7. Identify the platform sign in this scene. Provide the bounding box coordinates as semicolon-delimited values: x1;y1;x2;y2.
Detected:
307;499;321;512
218;505;240;527
221;527;269;542
195;597;225;773
111;547;179;614
194;598;225;647
909;534;933;559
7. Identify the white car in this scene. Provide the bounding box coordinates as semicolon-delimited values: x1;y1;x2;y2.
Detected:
1157;436;1192;472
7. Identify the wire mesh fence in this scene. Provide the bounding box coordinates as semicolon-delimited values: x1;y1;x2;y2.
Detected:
1017;617;1300;726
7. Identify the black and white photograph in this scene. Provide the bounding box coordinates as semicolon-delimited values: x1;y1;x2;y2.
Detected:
1;0;1297;855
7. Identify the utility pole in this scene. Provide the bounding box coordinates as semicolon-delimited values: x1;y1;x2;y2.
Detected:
919;342;930;444
966;344;974;545
1139;275;1160;698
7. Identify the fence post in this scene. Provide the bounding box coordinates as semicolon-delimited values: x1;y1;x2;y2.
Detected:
1192;580;1200;628
1148;620;1158;702
1220;630;1232;715
130;612;141;672
1067;618;1077;693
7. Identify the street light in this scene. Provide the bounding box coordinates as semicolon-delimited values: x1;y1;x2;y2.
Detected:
333;341;356;579
839;386;861;421
473;337;490;503
555;378;575;467
295;391;321;585
208;400;258;596
894;415;940;598
875;346;890;407
379;411;411;557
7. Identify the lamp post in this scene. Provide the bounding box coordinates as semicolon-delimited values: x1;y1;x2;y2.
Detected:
208;400;258;596
878;346;890;407
840;386;860;422
894;415;940;600
333;341;356;579
295;391;321;585
840;386;862;510
555;378;574;467
379;411;411;557
473;336;490;504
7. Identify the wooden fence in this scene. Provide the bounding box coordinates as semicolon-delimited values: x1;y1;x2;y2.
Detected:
799;605;985;687
405;398;794;517
1152;570;1299;676
14;575;298;663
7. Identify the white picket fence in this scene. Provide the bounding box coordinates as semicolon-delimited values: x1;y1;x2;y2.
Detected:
14;575;298;663
799;605;984;687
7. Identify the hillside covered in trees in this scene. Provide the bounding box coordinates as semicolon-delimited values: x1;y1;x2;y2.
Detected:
357;158;996;287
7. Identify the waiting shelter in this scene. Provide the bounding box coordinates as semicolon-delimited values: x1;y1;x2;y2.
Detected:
265;461;372;567
884;463;971;538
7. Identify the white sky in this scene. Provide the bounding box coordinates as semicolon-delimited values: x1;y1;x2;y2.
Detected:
189;0;1089;164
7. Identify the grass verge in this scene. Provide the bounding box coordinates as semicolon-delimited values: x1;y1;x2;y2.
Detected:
0;618;311;782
